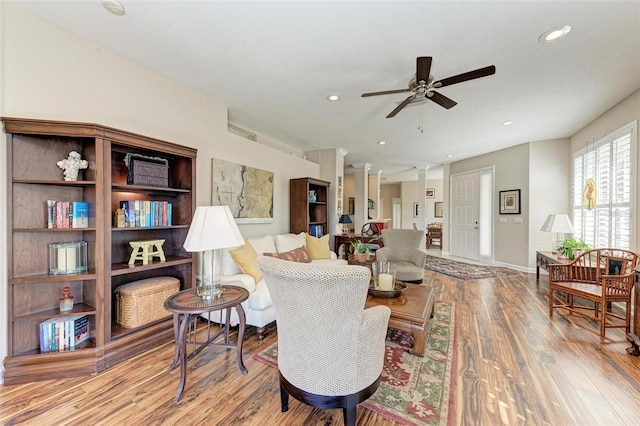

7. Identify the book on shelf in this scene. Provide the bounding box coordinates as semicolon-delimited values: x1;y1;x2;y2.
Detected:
46;200;89;229
118;200;172;228
39;315;90;353
309;224;324;237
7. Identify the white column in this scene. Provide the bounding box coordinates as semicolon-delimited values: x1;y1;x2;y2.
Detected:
352;163;370;234
417;167;429;232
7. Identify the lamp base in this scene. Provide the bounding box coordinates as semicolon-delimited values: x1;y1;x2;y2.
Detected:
342;226;349;234
197;285;223;300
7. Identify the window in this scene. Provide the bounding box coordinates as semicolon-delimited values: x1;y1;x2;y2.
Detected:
572;121;636;249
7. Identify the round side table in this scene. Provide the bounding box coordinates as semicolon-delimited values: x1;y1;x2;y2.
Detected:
164;284;249;403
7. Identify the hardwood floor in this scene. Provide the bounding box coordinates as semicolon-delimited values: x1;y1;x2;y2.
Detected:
2;269;640;425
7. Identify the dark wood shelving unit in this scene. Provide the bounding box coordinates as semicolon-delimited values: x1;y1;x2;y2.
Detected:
3;117;196;384
290;177;330;236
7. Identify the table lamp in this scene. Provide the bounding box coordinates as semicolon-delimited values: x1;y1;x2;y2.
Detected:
338;214;352;234
540;214;574;253
183;206;244;299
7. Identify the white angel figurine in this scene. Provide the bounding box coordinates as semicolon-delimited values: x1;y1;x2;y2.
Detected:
57;151;88;181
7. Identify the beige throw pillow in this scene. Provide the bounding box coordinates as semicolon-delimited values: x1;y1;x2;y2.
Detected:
228;241;262;282
305;233;331;259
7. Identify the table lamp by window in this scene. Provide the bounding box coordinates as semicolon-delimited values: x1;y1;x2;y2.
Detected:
540;214;574;253
338;214;352;234
183;206;244;299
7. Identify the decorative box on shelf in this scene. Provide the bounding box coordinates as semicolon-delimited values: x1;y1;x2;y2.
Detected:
49;241;88;275
125;153;169;187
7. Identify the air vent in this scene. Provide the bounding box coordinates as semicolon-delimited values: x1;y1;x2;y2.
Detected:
228;124;257;142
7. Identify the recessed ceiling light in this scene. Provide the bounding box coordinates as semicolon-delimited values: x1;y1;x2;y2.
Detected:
102;0;125;16
538;25;571;43
502;120;513;126
326;94;340;102
378;140;386;145
447;154;454;158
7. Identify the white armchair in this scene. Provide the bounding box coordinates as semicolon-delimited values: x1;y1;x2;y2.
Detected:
376;229;427;283
256;256;390;426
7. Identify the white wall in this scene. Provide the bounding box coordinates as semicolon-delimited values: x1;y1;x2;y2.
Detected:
0;3;320;379
529;138;571;267
425;179;444;225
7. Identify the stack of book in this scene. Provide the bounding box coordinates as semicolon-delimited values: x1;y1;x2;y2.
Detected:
46;200;89;228
309;224;324;237
39;315;90;353
118;200;172;228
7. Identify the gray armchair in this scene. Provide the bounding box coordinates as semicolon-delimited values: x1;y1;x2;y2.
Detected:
256;256;391;426
376;229;427;283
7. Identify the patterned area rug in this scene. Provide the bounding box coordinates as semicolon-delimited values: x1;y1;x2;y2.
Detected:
425;254;521;280
253;302;457;426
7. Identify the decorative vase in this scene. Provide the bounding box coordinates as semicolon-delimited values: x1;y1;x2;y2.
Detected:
308;190;317;202
59;286;74;312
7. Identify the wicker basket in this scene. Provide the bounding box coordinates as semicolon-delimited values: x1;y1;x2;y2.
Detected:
115;276;180;328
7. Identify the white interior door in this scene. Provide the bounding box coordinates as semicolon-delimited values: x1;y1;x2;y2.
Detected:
451;171;480;260
392;198;401;229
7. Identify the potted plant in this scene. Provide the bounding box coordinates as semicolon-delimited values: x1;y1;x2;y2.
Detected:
350;238;380;263
350;240;369;262
557;237;590;260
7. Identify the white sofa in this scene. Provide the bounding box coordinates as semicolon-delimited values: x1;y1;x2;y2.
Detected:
201;232;347;340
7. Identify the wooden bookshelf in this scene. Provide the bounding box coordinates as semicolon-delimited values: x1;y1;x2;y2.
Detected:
289;177;330;236
2;117;196;384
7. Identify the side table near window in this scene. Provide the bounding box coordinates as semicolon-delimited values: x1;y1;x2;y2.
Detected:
164;285;249;403
536;251;572;279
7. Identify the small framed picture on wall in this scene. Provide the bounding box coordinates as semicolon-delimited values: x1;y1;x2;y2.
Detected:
426;188;435;198
413;202;419;218
499;189;521;215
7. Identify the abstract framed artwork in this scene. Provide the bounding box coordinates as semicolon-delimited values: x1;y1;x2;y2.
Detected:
211;158;274;223
499;189;521;215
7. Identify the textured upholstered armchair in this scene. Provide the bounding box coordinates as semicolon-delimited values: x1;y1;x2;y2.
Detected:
256;256;391;426
376;229;427;283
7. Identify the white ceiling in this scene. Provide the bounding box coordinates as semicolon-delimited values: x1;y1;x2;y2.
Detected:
12;1;640;183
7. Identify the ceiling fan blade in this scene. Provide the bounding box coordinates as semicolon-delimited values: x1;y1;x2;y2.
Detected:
362;88;412;97
416;56;432;84
386;94;416;118
427;91;457;109
434;65;496;88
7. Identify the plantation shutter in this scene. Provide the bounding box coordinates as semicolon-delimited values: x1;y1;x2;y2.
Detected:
572;122;636;250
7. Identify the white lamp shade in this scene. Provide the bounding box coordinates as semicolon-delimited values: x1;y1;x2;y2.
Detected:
183;206;244;252
540;214;574;233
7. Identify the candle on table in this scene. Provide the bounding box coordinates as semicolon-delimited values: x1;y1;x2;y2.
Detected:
378;273;394;291
57;246;76;273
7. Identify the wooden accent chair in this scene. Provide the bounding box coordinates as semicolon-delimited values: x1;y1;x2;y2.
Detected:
548;248;640;338
426;222;443;249
256;256;391;426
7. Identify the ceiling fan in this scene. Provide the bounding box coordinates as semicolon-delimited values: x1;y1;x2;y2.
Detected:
361;57;496;118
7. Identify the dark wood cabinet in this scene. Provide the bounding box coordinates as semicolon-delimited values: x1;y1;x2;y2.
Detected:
290;177;330;236
3;117;196;384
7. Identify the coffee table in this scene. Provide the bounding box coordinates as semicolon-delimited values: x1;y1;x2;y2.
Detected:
365;284;434;356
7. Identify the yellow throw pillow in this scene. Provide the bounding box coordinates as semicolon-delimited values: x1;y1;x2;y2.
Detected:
305;233;331;260
228;241;262;283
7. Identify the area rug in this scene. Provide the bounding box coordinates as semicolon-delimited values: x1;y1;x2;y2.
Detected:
424;254;521;280
253;302;457;426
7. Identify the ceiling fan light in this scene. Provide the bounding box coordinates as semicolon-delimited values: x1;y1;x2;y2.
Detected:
538;25;571;43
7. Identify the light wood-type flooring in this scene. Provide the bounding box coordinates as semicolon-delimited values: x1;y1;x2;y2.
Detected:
2;267;640;425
